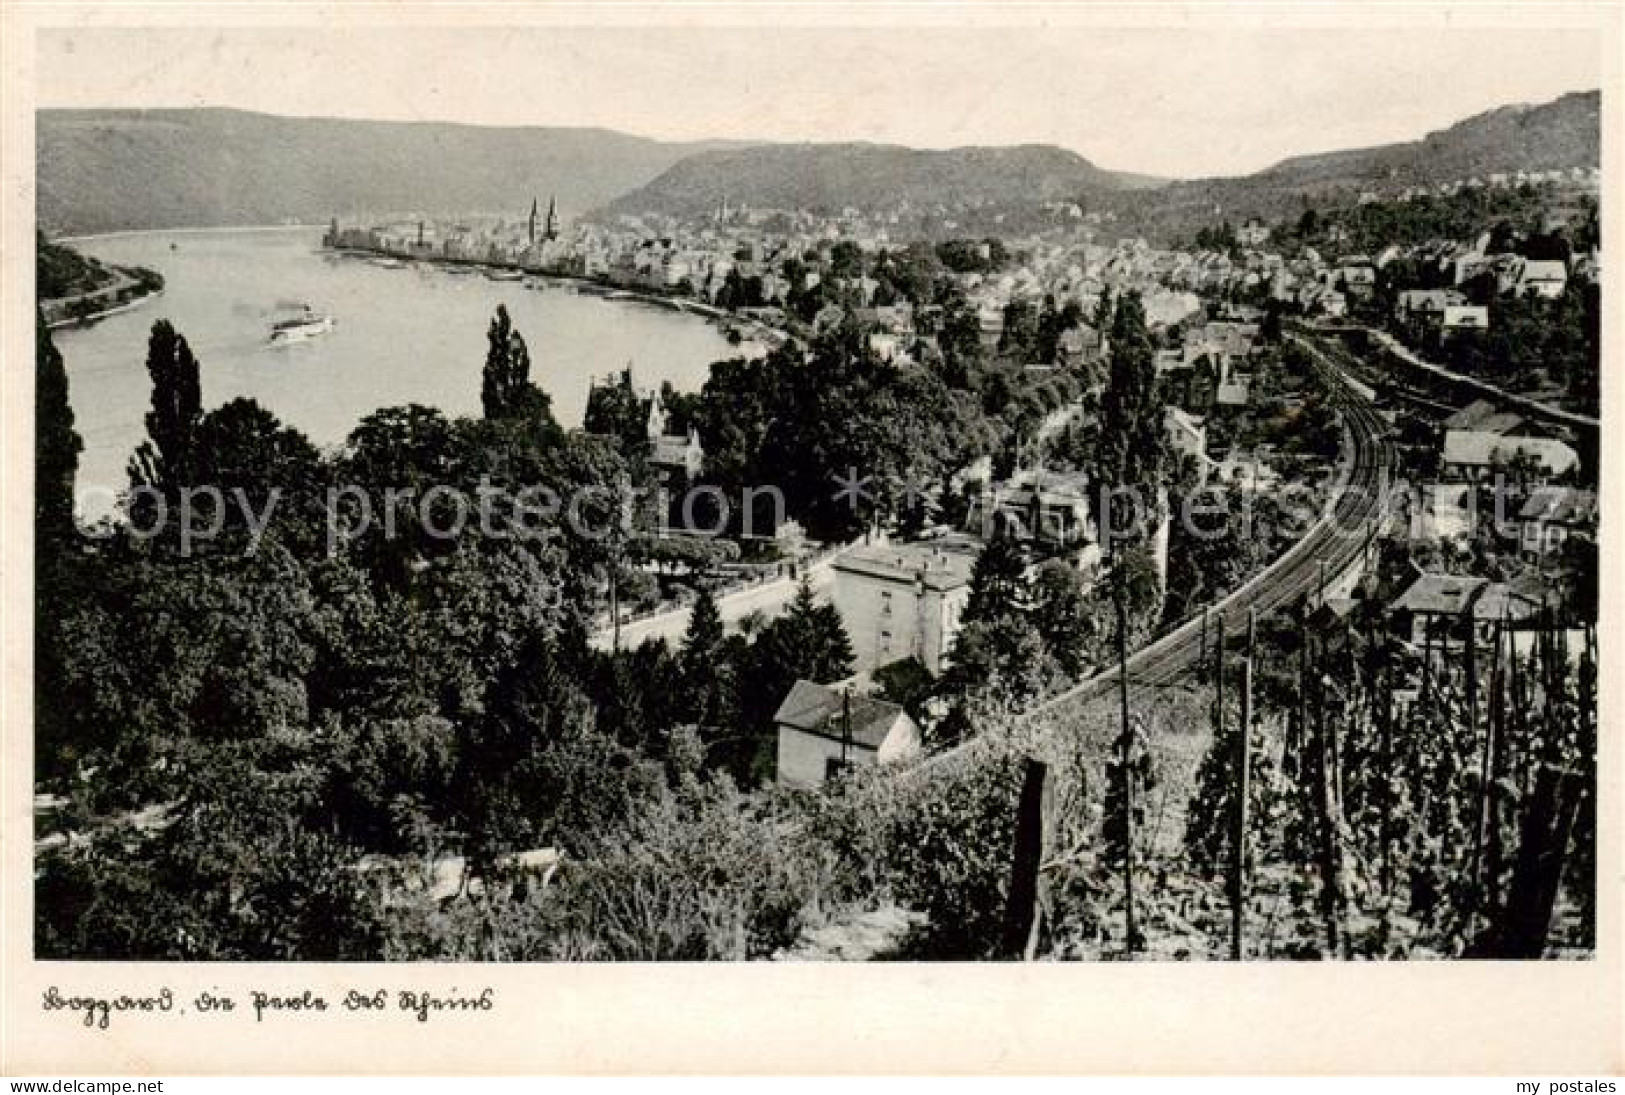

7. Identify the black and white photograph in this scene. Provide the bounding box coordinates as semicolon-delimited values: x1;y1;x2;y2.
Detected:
18;8;1608;981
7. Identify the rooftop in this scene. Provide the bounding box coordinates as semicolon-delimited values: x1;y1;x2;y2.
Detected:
1443;431;1578;474
1441;399;1506;431
772;680;907;751
1519;259;1568;282
1393;572;1488;616
1518;485;1597;525
1473;582;1544;624
1001;467;1091;499
1399;288;1466;310
833;540;978;591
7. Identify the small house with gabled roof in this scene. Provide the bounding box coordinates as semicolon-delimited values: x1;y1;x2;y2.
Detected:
773;680;922;787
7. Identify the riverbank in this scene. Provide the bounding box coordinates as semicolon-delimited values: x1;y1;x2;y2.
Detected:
324;243;790;350
55;226;743;525
41;260;163;330
57;223;323;244
44;286;163;331
40;229;176;330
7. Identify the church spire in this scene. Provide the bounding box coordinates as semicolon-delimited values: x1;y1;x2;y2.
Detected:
528;197;539;245
646;383;666;442
544;195;559;242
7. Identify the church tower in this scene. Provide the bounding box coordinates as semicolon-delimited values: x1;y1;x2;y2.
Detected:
528;197;539;245
544;196;559;242
646;386;667;442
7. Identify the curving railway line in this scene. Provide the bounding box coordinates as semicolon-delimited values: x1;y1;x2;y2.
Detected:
904;330;1400;780
1031;331;1398;712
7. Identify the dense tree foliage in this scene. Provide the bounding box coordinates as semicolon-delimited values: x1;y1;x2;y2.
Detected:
128;320;202;495
35;311;656;957
35;312;80;542
1092;292;1168;547
583;366;653;458
481;305;560;437
686;320;996;541
1393;282;1600;415
1279;183;1573;260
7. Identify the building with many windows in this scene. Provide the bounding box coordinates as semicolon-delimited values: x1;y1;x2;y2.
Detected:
830;540;977;674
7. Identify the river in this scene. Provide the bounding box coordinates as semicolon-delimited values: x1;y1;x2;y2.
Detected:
53;227;743;512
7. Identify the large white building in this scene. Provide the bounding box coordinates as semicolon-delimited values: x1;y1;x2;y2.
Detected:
830;540;977;674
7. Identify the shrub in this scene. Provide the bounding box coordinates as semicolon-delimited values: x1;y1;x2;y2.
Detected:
387;773;836;961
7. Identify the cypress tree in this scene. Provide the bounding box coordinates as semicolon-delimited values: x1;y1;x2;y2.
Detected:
35;310;81;540
482;305;530;420
1091;291;1165;547
481;306;562;444
129;319;203;493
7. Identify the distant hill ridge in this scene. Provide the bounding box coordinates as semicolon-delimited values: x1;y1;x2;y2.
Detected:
603;141;1145;217
37;90;1600;236
1252;90;1600;190
1113;90;1601;232
36;108;728;236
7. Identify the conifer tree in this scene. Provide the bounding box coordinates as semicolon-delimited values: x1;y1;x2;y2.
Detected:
963;522;1028;627
1031;558;1091;679
129;319;202;493
749;580;854;708
679;588;735;732
482;305;531;420
35;310;81;541
681;587;725;665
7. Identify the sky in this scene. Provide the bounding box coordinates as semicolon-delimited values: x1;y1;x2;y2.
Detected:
34;22;1603;179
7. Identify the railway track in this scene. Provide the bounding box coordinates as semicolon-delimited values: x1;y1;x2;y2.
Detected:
1038;331;1397;707
903;330;1399;780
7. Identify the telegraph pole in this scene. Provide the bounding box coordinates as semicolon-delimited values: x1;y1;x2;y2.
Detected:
1115;560;1138;955
1231;609;1256;961
841;687;853;771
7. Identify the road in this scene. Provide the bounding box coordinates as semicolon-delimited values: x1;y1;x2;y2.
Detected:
590;555;836;651
41;270;157;329
1318;321;1599;435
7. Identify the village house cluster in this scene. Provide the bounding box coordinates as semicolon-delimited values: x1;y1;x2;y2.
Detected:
324;171;1597;790
1368;163;1600;206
